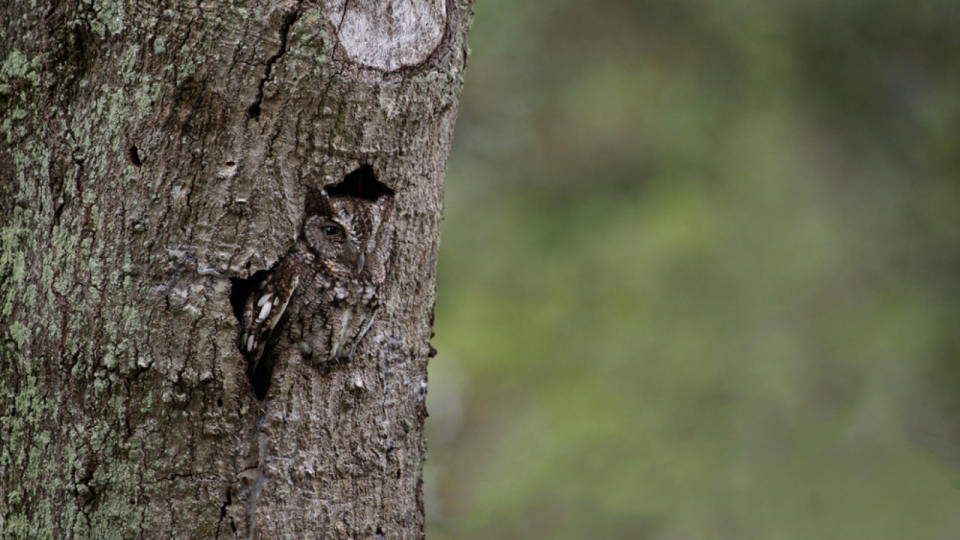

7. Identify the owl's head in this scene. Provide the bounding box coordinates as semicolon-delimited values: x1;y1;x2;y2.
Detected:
303;191;392;279
303;195;364;277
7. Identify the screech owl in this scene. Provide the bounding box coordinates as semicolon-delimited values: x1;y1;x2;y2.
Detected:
238;189;393;374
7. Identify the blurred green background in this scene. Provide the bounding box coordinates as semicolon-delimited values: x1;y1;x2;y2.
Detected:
425;1;960;538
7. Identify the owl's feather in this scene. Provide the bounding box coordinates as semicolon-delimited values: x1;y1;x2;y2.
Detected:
240;263;300;373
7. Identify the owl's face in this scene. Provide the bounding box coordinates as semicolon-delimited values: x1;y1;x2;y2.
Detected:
303;197;366;278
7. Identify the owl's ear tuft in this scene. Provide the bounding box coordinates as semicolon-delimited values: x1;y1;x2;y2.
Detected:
326;164;394;202
309;188;335;216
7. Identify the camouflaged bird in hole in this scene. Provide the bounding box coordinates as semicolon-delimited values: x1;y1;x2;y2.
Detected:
238;189;394;375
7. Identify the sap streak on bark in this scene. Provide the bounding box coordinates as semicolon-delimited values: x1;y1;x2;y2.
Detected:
331;0;446;71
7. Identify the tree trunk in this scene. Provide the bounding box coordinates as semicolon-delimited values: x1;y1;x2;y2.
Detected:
0;1;471;537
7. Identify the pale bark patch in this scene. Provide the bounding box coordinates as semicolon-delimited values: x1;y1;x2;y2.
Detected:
331;0;446;71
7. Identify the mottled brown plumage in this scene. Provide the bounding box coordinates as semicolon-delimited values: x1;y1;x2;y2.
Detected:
239;190;393;373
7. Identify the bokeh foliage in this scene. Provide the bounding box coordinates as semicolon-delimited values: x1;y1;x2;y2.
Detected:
426;1;960;538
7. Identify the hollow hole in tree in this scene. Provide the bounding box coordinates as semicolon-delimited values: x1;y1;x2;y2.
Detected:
229;271;269;322
249;352;277;399
229;270;277;399
128;145;142;167
325;164;394;201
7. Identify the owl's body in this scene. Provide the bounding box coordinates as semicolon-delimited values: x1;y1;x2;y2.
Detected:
239;192;393;373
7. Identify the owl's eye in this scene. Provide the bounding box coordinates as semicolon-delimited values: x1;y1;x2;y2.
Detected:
323;225;343;237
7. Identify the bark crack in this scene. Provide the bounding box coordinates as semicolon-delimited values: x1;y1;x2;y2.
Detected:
215;487;232;539
247;6;301;120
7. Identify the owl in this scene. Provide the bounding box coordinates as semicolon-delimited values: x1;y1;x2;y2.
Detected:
238;189;393;376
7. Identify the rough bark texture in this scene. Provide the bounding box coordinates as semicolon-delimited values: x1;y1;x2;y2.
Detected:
0;0;470;537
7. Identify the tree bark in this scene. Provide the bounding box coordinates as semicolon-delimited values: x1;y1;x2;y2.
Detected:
0;0;470;537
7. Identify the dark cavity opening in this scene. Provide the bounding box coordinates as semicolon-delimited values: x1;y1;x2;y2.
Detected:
246;102;260;119
229;270;276;399
249;354;275;399
229;271;269;322
128;145;142;167
326;164;394;201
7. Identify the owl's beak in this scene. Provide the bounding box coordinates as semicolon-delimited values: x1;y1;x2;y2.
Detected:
342;241;365;273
